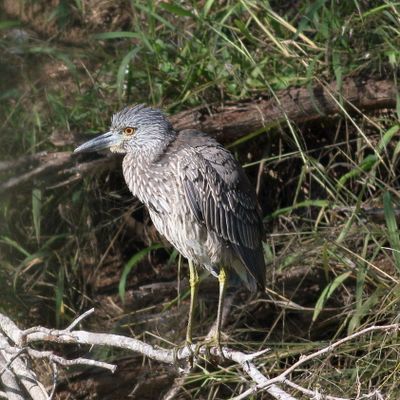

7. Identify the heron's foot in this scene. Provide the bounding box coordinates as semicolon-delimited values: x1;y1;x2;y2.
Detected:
204;329;226;360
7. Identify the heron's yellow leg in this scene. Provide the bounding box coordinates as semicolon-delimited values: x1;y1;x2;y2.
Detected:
215;266;227;349
186;260;199;344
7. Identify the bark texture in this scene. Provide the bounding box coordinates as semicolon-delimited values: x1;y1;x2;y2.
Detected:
170;78;396;142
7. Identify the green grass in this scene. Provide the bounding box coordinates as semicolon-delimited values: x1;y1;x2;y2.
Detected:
1;0;400;398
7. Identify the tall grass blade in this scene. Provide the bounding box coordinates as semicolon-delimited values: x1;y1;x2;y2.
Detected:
159;3;195;18
93;31;142;39
32;188;42;244
117;48;140;99
312;271;352;322
119;244;163;303
55;267;65;327
0;237;30;257
383;191;400;272
0;21;20;30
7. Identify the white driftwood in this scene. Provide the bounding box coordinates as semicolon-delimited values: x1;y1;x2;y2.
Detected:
1;309;397;399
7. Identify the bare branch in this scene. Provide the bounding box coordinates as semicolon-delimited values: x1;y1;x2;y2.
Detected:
0;351;25;400
283;380;349;400
161;365;191;400
5;347;116;374
0;152;118;195
1;310;397;400
233;323;400;399
0;333;48;400
218;347;297;400
65;307;95;331
48;363;57;400
0;315;23;345
0;310;294;400
266;323;399;388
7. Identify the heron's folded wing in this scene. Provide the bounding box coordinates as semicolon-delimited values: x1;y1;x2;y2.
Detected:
181;143;265;290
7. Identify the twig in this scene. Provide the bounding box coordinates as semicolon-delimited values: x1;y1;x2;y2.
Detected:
0;351;25;400
65;308;94;332
234;323;400;399
161;365;191;400
28;348;116;372
220;347;296;400
48;362;57;400
267;323;399;387
0;152;118;195
0;332;48;400
283;379;349;400
6;356;48;400
1;346;116;373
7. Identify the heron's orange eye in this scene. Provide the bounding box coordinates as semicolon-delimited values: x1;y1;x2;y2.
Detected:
124;127;136;136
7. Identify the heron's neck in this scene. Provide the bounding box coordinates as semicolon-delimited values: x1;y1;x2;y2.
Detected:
134;133;176;162
122;135;176;198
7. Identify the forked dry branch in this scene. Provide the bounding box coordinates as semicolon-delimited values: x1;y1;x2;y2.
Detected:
0;309;396;399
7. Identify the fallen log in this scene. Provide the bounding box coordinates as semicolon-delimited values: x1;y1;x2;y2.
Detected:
0;78;396;194
170;78;396;142
0;152;118;195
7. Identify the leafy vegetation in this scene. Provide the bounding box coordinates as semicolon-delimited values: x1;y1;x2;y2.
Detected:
1;0;400;398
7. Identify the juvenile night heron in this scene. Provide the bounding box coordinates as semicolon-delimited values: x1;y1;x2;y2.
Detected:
75;105;265;346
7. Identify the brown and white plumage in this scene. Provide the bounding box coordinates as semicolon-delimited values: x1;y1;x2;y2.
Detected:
179;131;265;291
121;125;265;292
75;105;266;341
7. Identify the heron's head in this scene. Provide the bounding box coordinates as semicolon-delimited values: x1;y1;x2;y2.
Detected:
74;105;175;155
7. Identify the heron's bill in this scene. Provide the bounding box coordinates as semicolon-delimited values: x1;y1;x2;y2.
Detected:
74;131;121;153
